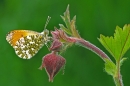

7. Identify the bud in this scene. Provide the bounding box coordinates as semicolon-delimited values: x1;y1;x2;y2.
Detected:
49;39;62;52
39;52;66;82
51;29;76;43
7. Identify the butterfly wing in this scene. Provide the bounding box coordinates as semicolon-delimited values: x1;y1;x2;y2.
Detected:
6;30;45;59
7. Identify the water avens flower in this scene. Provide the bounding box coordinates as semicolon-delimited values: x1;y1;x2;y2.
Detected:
51;29;76;43
39;5;112;83
49;39;62;52
39;51;66;82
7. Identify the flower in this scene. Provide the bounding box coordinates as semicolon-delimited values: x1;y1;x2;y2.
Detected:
51;29;76;43
49;39;62;52
39;51;66;82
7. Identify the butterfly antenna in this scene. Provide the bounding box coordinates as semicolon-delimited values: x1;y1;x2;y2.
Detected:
43;16;51;31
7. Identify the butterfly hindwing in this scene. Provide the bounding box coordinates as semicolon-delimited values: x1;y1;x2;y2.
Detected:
6;30;49;59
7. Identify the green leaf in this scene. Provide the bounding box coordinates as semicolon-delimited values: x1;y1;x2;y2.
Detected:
59;24;72;35
60;5;81;38
60;5;71;30
70;16;81;38
105;59;116;76
120;58;127;66
98;24;130;61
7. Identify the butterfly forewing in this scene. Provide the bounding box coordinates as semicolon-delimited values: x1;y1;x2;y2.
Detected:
6;30;48;59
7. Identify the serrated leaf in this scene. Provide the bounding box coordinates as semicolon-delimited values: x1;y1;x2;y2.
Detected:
70;16;81;38
59;24;72;35
99;24;130;61
120;58;127;66
63;5;71;30
105;59;116;76
60;15;65;22
60;4;81;38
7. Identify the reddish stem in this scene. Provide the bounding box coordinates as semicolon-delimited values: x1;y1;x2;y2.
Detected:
74;38;111;62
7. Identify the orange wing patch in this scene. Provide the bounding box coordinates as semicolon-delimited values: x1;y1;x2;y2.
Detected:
6;16;51;59
6;29;50;59
6;30;39;46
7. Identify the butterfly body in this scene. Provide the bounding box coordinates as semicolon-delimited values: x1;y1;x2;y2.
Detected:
6;29;50;59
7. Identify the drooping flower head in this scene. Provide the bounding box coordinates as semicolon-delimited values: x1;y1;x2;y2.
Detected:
39;5;81;82
39;51;66;82
39;35;66;82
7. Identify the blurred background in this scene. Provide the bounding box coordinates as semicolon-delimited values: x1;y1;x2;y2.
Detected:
1;0;130;86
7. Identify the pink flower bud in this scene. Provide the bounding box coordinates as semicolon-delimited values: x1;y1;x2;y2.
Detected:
49;39;62;52
51;29;76;43
39;52;66;82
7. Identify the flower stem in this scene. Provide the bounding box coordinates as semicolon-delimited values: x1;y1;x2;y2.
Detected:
113;61;123;86
74;38;124;86
74;38;111;62
75;39;124;86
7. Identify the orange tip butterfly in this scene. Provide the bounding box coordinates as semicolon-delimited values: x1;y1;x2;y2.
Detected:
6;16;51;59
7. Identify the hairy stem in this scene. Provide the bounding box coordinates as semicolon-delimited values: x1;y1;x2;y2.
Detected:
114;61;123;86
75;38;124;85
74;38;111;62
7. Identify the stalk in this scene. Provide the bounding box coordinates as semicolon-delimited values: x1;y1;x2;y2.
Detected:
113;60;123;86
74;38;124;86
75;38;111;62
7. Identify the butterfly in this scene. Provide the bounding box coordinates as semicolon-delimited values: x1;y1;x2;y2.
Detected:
6;16;51;59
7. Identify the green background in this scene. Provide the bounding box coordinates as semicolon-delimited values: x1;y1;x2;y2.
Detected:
1;0;130;86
